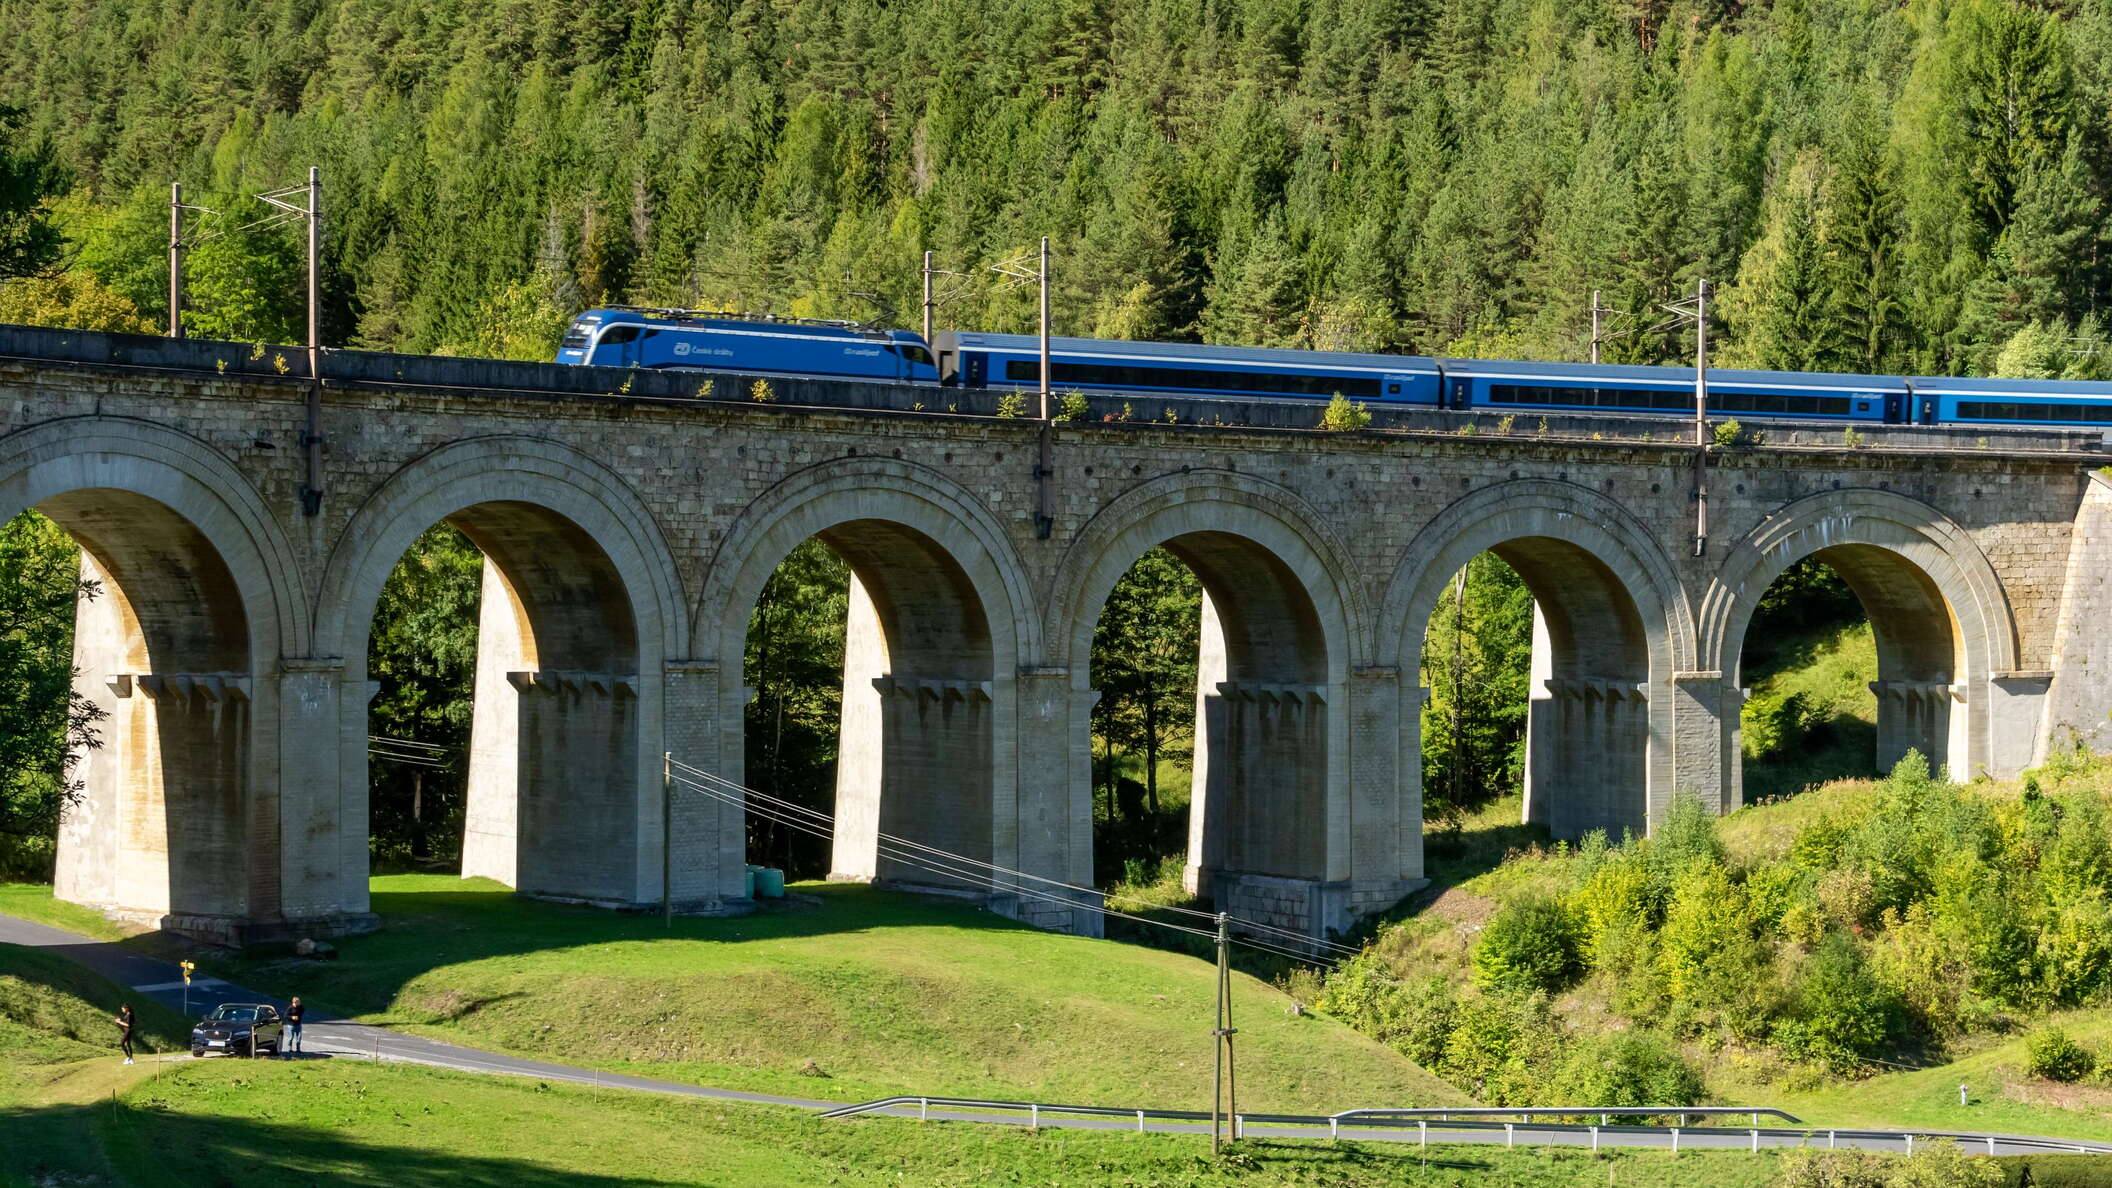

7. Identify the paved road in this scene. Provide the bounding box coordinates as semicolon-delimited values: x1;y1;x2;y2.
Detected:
6;911;2110;1159
0;912;831;1109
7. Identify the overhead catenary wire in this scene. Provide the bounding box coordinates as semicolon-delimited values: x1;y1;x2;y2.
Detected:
669;758;1365;958
666;761;1360;961
665;771;1223;942
674;761;1365;959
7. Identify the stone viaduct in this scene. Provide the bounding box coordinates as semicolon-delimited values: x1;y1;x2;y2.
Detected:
4;324;2109;944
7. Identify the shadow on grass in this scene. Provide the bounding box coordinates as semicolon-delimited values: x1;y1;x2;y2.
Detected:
0;1099;664;1188
1742;717;1879;805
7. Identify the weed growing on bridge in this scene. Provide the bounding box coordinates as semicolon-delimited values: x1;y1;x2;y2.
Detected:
1058;390;1089;421
1319;393;1371;431
1495;415;1516;435
1842;427;1866;449
995;391;1025;418
693;379;715;399
749;378;775;402
1713;419;1762;449
271;353;289;376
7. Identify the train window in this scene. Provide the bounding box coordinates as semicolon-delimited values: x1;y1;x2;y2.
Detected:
1957;400;2112;423
1711;390;1854;417
560;318;600;349
1004;358;1382;399
900;345;935;366
598;325;640;346
1487;384;1690;411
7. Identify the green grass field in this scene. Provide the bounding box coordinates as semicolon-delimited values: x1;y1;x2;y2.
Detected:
0;937;1790;1187
140;876;1458;1113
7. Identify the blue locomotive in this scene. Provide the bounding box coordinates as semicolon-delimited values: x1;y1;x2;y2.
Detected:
556;308;2112;429
556;307;940;383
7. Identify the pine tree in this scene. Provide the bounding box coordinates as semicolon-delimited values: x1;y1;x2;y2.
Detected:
1824;132;1908;374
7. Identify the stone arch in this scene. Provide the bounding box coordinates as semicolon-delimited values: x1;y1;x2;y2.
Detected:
1702;488;2018;790
695;458;1036;915
1050;471;1363;933
1384;480;1695;841
317;435;685;909
0;416;305;936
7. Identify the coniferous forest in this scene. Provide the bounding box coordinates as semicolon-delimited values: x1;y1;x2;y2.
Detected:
0;0;2111;378
0;0;2104;878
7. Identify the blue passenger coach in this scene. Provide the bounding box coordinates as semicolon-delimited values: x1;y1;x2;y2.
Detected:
556;307;940;383
1441;359;1907;422
1905;375;2112;427
937;331;1444;404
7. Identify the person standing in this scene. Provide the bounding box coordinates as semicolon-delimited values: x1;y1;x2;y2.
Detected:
113;1004;135;1065
284;997;303;1056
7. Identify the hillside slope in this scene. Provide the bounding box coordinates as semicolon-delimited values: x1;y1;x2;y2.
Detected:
177;877;1463;1113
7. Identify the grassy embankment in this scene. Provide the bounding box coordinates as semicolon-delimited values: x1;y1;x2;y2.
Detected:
1383;752;2112;1146
3;876;1457;1113
0;936;1793;1187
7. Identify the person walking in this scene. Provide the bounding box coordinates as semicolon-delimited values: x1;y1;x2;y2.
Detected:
113;1004;135;1065
284;997;303;1056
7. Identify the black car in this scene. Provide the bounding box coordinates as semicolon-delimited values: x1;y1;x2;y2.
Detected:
190;1003;283;1057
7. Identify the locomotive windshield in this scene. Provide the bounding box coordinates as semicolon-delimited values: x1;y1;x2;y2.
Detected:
900;345;934;366
560;316;601;349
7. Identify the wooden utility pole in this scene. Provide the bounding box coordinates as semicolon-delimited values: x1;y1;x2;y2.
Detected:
1211;912;1238;1153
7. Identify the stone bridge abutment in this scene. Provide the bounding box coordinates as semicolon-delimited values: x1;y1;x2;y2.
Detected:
4;325;2107;942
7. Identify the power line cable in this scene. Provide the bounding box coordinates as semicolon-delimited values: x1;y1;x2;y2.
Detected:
668;762;1355;957
676;760;1239;925
667;772;1220;941
672;759;1362;956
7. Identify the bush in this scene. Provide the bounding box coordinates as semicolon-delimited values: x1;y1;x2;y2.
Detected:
1319;962;1457;1069
1473;895;1583;994
1437;992;1559;1105
1773;1142;2001;1187
1573;858;1653;967
1774;933;1901;1072
1543;1031;1703;1107
1318;392;1372;431
2026;1027;2095;1083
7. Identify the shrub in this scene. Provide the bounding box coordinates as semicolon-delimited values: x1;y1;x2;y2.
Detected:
1743;689;1822;761
1543;1031;1704;1108
1573;857;1653;966
2026;1027;2095;1082
1438;992;1558;1105
1712;418;1761;449
1646;794;1726;885
994;391;1026;418
1657;864;1746;999
2041;896;2112;1006
1319;392;1372;431
1774;1142;2000;1187
1473;895;1583;994
1774;932;1900;1072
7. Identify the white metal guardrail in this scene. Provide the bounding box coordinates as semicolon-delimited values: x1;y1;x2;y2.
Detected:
818;1095;2112;1157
